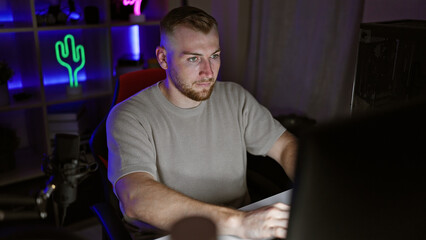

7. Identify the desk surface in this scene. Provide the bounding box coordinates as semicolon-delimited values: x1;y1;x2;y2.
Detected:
156;190;293;240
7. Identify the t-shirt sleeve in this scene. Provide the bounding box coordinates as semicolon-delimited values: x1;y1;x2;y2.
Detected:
106;102;158;190
239;86;286;156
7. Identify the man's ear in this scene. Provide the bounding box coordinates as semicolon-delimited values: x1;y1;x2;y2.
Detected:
156;46;168;70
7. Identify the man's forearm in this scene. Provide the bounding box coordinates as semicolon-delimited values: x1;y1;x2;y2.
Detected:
116;172;244;236
280;136;298;181
268;131;298;181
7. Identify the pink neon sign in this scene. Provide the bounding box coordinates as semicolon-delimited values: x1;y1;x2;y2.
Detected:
123;0;143;16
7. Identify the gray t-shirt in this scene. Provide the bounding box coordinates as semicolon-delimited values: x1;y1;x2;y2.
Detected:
107;81;285;207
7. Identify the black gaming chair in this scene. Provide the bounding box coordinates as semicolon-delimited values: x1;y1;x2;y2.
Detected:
89;68;167;240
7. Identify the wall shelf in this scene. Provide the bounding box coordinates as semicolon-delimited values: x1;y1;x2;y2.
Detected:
110;20;161;27
0;0;165;186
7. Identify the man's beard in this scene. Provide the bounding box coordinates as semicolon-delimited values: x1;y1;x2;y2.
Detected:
170;68;215;101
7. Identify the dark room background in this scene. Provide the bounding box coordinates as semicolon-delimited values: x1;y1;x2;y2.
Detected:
1;0;425;205
179;0;426;123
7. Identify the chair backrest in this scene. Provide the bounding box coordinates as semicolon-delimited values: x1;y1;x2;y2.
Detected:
114;68;167;105
89;68;166;202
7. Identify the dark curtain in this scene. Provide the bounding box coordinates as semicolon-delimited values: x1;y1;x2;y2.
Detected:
242;0;365;123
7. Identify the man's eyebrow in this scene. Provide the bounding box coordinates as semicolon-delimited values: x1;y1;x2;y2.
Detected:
182;51;202;56
182;49;221;56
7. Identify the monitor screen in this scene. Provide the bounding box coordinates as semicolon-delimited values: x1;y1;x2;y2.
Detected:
288;100;426;240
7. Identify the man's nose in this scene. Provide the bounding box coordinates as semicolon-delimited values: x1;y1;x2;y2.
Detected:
199;59;214;79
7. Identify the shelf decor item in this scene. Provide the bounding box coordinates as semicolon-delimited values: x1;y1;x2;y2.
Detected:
0;125;20;173
0;60;14;106
123;0;148;22
55;34;85;96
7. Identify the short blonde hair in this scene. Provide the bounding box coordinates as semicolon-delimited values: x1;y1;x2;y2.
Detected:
160;6;218;42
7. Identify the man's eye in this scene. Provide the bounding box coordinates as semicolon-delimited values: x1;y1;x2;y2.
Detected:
211;54;220;59
188;57;198;62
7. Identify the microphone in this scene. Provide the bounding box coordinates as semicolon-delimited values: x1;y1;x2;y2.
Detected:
0;134;97;224
51;133;81;225
53;133;80;202
48;133;97;226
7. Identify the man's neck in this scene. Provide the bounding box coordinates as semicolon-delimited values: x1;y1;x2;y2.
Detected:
159;80;202;109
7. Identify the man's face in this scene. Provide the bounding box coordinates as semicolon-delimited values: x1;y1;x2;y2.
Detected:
165;25;221;101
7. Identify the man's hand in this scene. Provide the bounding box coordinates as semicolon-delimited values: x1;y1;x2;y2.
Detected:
238;203;290;239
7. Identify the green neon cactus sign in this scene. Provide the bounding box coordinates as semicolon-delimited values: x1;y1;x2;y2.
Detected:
55;34;85;88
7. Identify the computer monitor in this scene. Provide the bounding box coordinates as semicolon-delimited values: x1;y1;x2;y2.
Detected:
287;100;426;240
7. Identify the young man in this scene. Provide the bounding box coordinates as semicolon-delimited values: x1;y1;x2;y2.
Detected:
107;6;298;240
